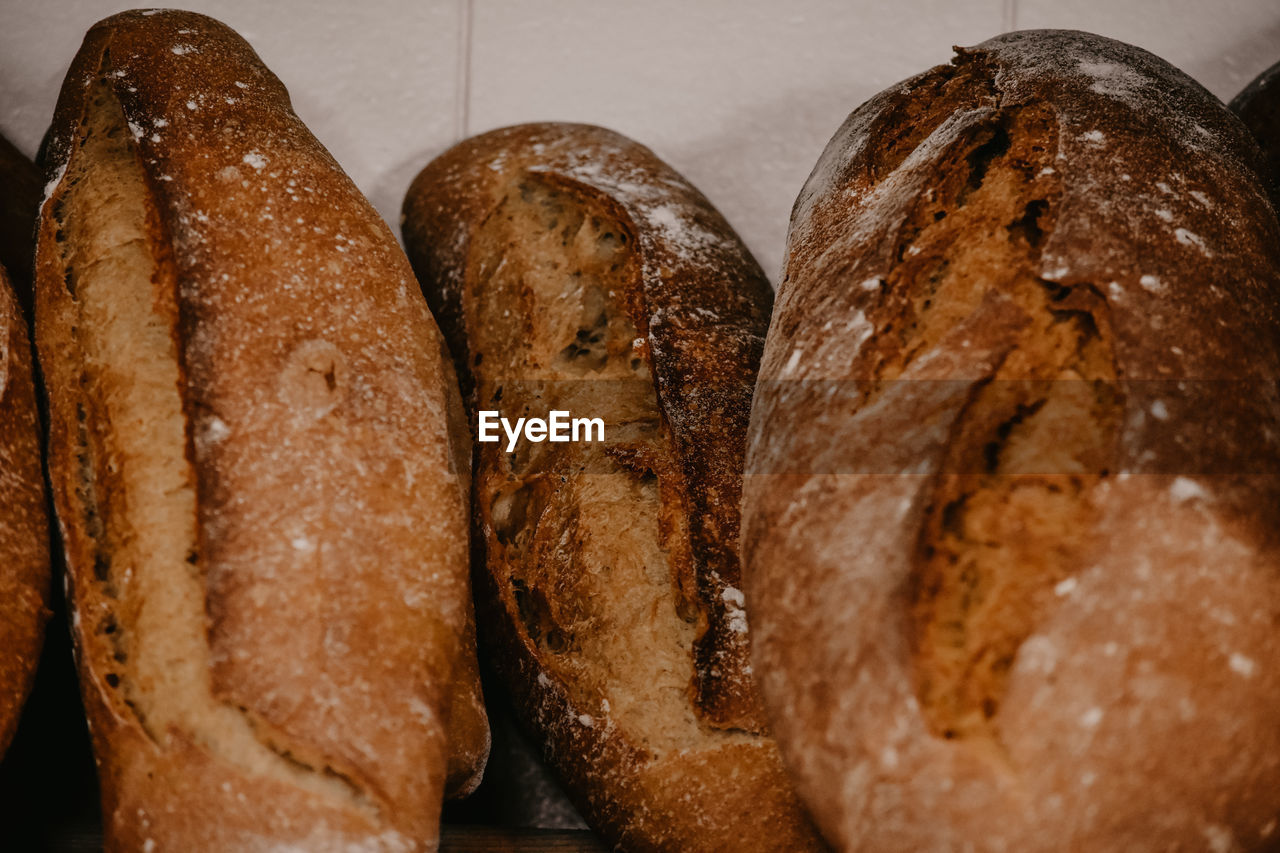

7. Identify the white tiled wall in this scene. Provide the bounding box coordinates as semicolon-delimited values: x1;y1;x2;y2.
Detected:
2;0;1277;282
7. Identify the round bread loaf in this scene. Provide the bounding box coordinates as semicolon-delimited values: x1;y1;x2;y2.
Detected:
743;30;1280;851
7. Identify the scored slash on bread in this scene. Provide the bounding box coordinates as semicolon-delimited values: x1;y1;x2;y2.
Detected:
35;10;486;851
402;123;826;852
743;29;1280;851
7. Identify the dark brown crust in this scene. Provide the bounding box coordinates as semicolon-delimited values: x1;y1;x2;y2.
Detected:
402;122;773;732
403;124;823;851
0;261;50;758
745;30;1280;851
0;136;41;315
36;10;482;849
1231;58;1280;211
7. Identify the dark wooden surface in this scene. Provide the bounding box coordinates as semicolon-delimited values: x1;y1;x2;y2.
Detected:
441;826;606;851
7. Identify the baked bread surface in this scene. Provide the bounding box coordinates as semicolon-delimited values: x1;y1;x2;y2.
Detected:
36;10;481;850
0;258;50;759
403;122;824;852
744;29;1280;851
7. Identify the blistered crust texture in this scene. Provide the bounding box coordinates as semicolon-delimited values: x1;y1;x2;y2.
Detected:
403;123;824;852
36;10;479;851
0;262;50;758
744;30;1280;852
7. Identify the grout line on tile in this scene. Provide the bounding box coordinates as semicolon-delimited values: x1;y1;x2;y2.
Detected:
455;0;474;142
1003;0;1017;32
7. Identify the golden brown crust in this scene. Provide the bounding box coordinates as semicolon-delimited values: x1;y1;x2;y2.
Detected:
36;10;483;849
744;30;1280;851
0;260;50;758
443;603;490;799
403;124;823;851
403;122;772;731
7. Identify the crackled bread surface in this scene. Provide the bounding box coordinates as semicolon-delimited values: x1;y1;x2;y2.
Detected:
0;132;48;761
0;258;49;759
403;123;824;852
49;78;336;789
744;30;1280;852
37;11;479;851
471;177;708;756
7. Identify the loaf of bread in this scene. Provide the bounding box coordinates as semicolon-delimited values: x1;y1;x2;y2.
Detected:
743;30;1280;851
1231;59;1280;207
35;10;484;849
0;251;49;758
402;123;823;851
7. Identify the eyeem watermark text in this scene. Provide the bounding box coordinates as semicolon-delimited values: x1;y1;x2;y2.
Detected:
478;410;605;452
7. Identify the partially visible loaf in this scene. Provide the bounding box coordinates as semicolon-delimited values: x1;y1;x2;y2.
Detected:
36;10;482;850
1231;58;1280;208
403;123;823;852
0;257;49;758
744;30;1280;851
0;135;41;314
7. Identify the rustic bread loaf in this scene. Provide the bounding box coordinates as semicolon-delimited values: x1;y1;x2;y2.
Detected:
0;254;49;759
0;135;49;759
36;10;484;850
402;123;823;852
1231;59;1280;207
743;30;1280;851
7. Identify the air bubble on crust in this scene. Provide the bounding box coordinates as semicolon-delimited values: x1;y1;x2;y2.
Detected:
277;339;349;418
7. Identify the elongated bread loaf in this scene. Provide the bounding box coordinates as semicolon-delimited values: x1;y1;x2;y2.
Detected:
1231;59;1280;207
743;30;1280;851
0;254;49;758
402;123;823;852
36;10;484;850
